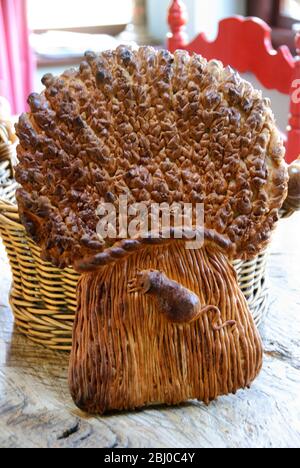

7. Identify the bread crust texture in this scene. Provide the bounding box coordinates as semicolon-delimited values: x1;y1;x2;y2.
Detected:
16;46;288;270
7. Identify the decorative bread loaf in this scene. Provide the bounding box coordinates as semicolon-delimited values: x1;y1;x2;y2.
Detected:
15;46;288;414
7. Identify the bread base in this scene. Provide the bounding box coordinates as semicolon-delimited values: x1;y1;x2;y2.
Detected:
69;243;263;414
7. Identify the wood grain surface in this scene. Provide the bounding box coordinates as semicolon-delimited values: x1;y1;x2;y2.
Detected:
0;213;299;448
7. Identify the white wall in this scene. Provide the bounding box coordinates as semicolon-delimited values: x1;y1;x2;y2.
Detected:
147;0;247;44
194;0;246;40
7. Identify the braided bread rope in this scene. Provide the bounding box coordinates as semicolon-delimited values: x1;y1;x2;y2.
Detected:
74;227;235;272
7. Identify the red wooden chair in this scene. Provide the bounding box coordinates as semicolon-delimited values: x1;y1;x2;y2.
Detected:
167;0;300;164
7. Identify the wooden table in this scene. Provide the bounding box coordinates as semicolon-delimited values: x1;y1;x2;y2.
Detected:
0;213;299;448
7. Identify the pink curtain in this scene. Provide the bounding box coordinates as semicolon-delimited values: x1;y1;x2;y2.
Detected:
0;0;35;115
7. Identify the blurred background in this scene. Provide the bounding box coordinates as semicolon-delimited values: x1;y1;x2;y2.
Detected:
1;0;300;122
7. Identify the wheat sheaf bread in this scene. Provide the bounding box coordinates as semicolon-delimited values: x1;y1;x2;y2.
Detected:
15;46;288;271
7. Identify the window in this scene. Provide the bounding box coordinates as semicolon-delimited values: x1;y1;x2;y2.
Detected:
27;0;133;33
281;0;300;21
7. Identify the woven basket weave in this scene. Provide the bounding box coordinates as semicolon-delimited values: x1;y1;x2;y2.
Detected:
0;138;276;351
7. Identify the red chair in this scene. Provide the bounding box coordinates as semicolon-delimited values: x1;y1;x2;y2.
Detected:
167;0;300;164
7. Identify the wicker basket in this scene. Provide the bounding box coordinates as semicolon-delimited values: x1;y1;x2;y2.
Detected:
0;138;277;351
